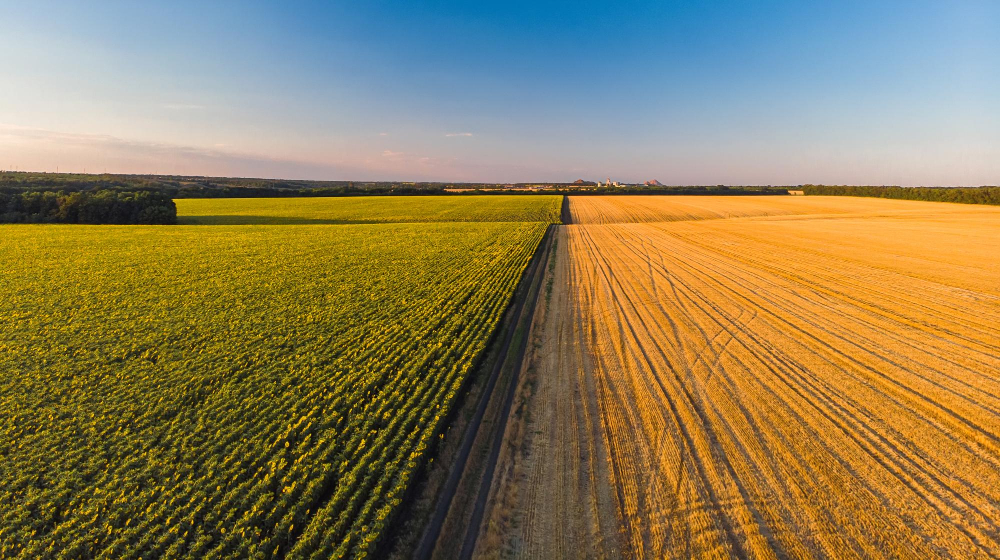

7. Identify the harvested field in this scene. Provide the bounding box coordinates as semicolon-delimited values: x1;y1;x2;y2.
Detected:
566;194;999;224
479;196;1000;559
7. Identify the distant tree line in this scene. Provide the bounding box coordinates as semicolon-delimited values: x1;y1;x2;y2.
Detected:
534;185;786;196
0;190;176;224
801;185;1000;206
0;172;454;198
0;172;797;200
6;172;997;206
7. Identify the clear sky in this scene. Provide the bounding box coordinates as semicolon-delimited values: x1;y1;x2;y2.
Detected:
1;1;997;184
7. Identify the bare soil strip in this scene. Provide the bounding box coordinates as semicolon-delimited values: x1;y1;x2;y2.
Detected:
479;196;1000;559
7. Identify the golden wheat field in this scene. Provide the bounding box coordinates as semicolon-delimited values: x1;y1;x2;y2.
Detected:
478;196;1000;559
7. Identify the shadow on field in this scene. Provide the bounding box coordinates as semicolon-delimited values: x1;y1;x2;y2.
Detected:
177;215;384;225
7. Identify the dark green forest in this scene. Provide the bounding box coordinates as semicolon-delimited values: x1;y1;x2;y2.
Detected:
0;190;176;224
802;185;1000;205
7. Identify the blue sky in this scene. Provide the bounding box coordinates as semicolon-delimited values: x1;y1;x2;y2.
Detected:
1;1;997;184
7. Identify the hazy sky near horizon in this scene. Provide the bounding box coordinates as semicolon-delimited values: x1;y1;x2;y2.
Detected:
1;1;998;184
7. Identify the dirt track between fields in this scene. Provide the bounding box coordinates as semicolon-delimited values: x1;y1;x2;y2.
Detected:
476;196;1000;559
416;227;555;560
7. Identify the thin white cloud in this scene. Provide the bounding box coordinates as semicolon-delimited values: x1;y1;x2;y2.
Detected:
445;132;473;137
162;103;206;110
376;148;447;168
0;123;370;178
378;132;389;136
0;123;549;182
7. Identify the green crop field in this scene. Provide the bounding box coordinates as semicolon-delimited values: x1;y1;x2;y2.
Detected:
175;195;562;224
0;195;553;559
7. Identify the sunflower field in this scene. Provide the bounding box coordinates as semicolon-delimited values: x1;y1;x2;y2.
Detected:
175;195;562;224
0;214;549;558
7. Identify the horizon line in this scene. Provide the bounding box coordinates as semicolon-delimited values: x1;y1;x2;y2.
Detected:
2;169;997;189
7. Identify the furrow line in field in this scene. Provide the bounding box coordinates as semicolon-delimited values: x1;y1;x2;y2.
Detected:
575;224;763;558
672;225;1000;362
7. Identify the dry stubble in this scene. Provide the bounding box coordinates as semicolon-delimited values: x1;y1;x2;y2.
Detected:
479;196;1000;559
